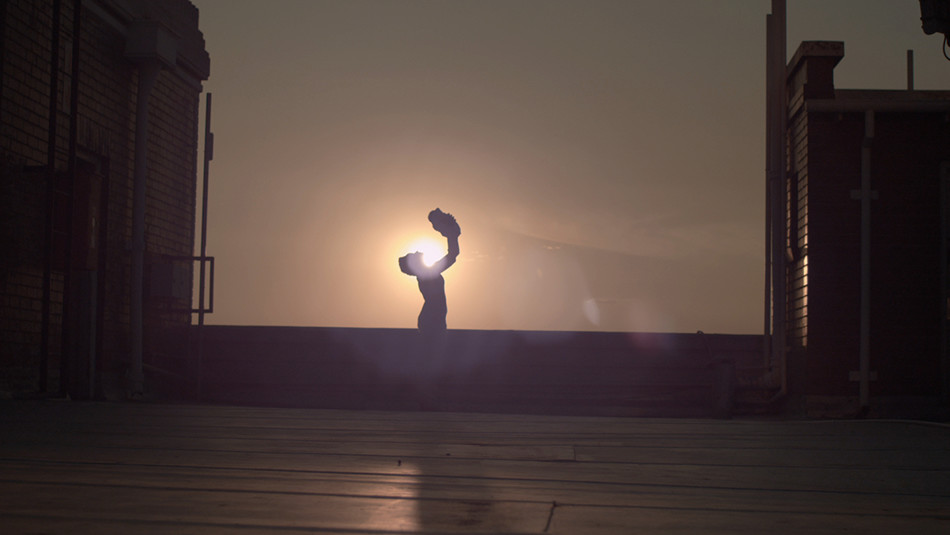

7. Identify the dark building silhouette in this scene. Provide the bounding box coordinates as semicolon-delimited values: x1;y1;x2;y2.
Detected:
781;41;950;411
0;0;209;398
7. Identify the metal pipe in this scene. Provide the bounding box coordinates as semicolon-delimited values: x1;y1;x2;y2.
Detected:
764;13;774;370
41;0;63;393
196;92;212;400
859;110;874;409
198;93;212;328
129;60;161;398
907;49;914;91
95;159;110;401
70;0;88;398
60;0;82;397
941;164;950;406
776;0;787;396
768;0;787;394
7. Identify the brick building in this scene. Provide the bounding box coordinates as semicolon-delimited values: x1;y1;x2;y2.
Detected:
0;0;209;398
781;41;950;411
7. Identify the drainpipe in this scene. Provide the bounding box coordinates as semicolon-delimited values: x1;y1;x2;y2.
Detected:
41;0;62;393
125;21;176;398
127;60;159;397
764;10;774;371
857;110;875;411
61;0;82;397
765;0;787;394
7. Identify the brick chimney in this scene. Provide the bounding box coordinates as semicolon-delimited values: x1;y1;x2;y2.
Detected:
787;41;844;100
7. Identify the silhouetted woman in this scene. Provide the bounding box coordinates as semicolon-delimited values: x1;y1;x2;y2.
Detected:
399;209;460;335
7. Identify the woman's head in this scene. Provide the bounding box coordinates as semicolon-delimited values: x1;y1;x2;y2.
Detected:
398;252;426;276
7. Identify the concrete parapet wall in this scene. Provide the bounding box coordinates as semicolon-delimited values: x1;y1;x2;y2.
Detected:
190;326;763;418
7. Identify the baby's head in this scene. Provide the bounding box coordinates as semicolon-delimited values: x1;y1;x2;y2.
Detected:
398;252;426;276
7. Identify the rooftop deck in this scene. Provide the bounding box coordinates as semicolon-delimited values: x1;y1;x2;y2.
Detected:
1;401;948;533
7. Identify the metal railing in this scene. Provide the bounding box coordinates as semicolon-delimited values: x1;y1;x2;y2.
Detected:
193;255;214;316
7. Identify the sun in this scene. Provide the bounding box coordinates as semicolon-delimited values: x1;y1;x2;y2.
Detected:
404;237;444;267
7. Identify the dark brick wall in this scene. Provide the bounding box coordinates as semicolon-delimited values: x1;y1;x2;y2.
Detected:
799;111;864;396
868;113;946;395
1;0;64;393
0;0;208;396
787;104;949;397
783;42;950;400
797;112;949;397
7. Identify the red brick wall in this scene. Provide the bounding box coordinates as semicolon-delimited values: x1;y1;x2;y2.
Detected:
868;113;946;395
784;42;950;400
791;109;949;397
797;112;863;396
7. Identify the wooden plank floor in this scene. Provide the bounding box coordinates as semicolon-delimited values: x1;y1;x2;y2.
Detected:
1;401;948;534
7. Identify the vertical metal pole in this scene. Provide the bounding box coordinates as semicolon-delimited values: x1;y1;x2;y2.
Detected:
941;163;950;406
60;0;82;397
764;13;774;369
129;60;160;398
70;0;90;398
198;93;211;328
859;110;874;409
907;50;914;91
768;0;787;391
41;0;63;393
196;93;212;400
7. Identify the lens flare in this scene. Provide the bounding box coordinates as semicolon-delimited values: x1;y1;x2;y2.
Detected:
404;237;444;267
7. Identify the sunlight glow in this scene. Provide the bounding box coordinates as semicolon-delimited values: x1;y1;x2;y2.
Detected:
404;237;444;267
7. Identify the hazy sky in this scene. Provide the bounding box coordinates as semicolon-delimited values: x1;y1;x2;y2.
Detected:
188;0;950;334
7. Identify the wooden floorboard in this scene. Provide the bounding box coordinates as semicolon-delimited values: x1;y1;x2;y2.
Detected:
1;401;948;534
